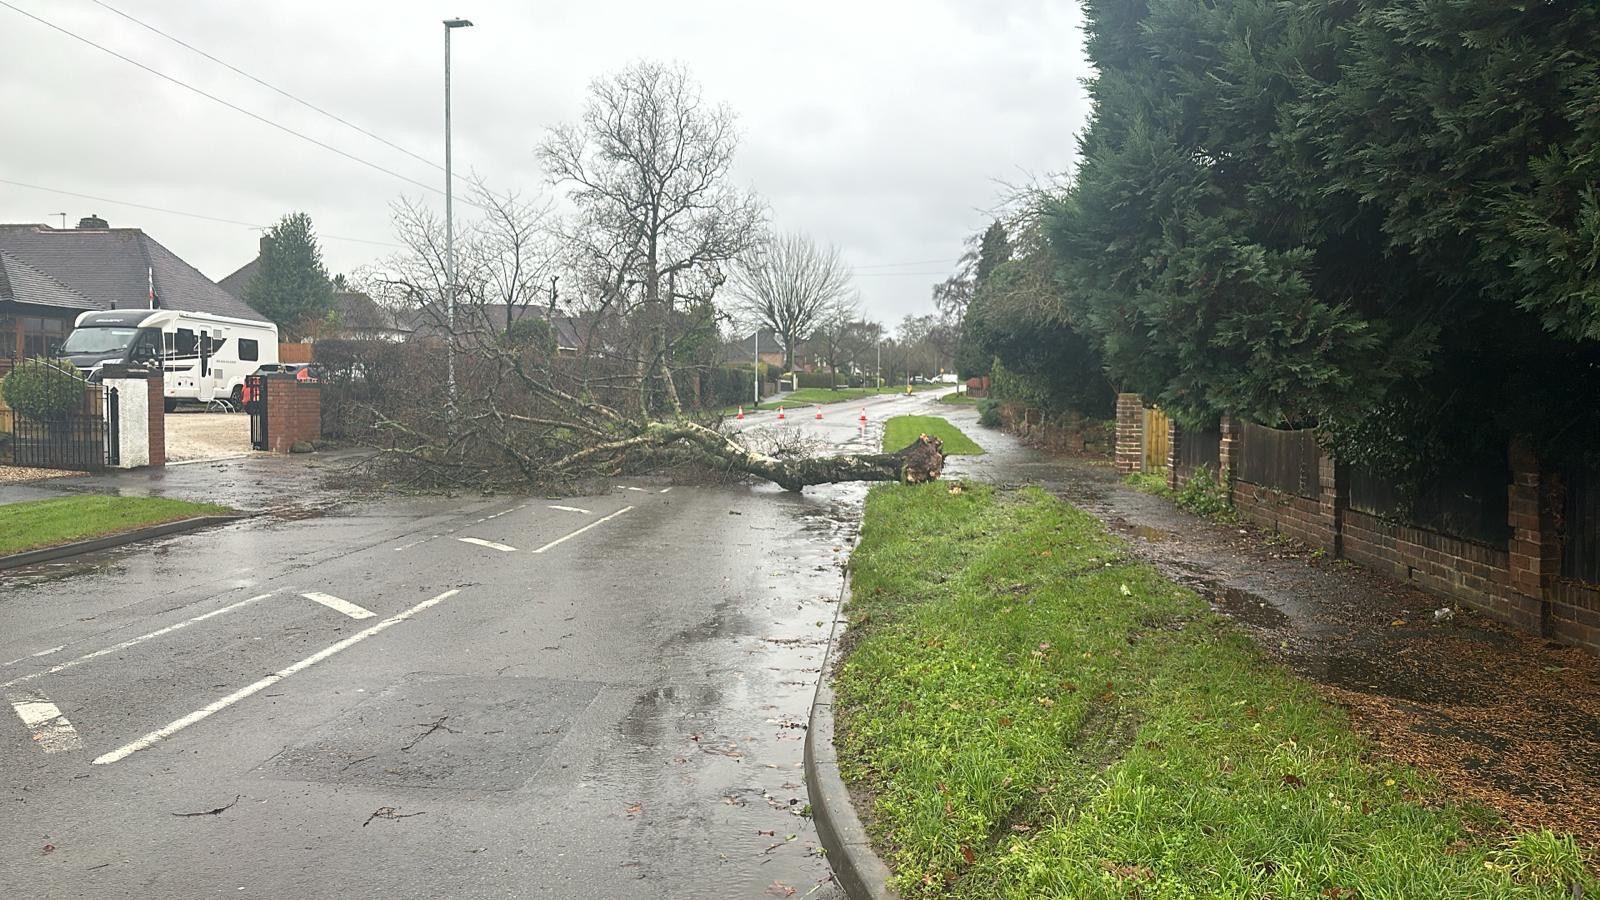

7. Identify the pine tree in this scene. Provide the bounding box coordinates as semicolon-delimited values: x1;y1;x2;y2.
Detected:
245;213;334;339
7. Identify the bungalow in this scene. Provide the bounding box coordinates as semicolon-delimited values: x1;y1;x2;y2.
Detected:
0;215;259;365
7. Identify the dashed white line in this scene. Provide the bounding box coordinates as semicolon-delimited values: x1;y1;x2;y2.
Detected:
93;589;462;765
531;506;634;554
2;645;66;668
658;487;672;494
9;691;82;753
620;486;649;493
457;537;518;553
300;592;377;620
0;593;274;690
547;505;591;515
393;535;439;552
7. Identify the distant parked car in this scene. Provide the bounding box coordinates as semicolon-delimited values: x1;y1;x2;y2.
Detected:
911;375;929;384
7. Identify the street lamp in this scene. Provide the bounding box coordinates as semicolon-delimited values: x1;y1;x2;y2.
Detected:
443;17;473;408
753;327;760;406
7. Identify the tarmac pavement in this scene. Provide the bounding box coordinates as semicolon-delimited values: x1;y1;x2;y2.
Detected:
0;390;953;899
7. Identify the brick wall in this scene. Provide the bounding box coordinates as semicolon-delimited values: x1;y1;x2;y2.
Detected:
264;376;321;453
1115;393;1144;475
1162;421;1598;653
998;403;1113;457
146;373;165;467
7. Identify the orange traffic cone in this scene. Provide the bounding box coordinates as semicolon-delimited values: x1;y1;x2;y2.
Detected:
736;406;744;420
858;409;867;423
814;406;823;420
777;406;786;423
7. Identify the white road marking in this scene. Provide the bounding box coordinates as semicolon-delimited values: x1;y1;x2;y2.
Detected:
620;486;649;493
2;645;66;668
300;592;377;620
0;593;274;690
547;505;591;515
392;535;439;552
658;487;672;494
9;692;83;753
93;589;462;765
531;506;634;554
457;537;518;553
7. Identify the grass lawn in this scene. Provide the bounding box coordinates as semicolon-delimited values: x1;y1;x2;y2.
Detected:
833;483;1595;898
0;495;234;556
938;392;979;405
757;385;939;410
882;415;984;456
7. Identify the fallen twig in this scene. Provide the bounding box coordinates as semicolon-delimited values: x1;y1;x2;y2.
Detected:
362;806;425;827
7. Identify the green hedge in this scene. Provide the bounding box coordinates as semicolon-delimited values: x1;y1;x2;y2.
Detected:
1;358;84;421
795;371;845;390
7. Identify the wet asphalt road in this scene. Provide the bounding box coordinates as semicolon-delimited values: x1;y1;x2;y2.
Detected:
0;391;949;900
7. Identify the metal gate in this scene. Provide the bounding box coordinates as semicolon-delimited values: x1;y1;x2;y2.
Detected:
247;373;268;451
0;373;114;471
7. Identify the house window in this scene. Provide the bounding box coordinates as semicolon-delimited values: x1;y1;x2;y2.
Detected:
239;338;259;362
21;316;65;358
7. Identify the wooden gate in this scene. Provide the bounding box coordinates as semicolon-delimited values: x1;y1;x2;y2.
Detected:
1143;407;1171;473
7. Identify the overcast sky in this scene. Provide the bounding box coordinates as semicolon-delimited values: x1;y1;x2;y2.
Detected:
0;0;1092;326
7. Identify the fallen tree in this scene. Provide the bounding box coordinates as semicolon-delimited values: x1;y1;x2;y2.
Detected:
322;338;945;493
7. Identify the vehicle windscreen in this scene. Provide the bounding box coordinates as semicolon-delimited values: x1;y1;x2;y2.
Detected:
59;327;138;355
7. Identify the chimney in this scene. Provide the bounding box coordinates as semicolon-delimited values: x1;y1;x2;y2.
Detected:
77;214;109;229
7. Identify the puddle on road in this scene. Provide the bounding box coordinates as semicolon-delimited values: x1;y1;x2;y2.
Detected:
1130;524;1172;542
1203;585;1291;629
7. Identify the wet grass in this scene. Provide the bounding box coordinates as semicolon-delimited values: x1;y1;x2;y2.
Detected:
0;495;233;556
883;416;983;456
759;385;935;409
832;483;1595;898
938;392;979;405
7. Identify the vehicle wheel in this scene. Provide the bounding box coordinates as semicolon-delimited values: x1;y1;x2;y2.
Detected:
164;398;178;413
229;385;244;410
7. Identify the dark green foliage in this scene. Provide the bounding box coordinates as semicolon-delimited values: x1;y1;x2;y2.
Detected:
1049;0;1600;475
1;358;83;421
502;317;556;354
699;366;759;410
975;397;1001;428
245;213;334;338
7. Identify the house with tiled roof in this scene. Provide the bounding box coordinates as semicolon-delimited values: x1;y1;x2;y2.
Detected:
0;215;260;361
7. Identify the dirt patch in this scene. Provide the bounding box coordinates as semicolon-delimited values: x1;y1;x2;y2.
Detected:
164;411;254;463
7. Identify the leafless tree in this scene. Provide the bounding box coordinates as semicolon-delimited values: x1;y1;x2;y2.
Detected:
538;60;765;413
727;232;856;371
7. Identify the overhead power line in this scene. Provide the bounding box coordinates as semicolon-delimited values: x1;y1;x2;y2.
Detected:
0;0;480;209
87;0;449;177
0;177;401;248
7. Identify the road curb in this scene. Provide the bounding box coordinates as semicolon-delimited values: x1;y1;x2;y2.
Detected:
0;514;247;572
806;579;901;900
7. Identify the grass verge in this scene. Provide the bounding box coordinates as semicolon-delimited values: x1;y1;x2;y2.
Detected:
0;495;234;556
939;392;979;405
883;415;983;456
832;483;1595;898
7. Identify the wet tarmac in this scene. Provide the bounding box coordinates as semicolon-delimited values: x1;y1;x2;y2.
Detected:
0;393;953;899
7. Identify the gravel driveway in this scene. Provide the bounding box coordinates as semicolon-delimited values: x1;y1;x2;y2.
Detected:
164;410;254;463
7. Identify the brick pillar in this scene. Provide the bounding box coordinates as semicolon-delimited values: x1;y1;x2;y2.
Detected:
1115;393;1144;475
1219;416;1240;503
1166;418;1182;490
146;371;165;467
1507;439;1555;632
264;376;323;453
1319;449;1344;556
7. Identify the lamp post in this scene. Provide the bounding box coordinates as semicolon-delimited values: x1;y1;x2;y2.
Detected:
443;17;473;408
752;328;760;406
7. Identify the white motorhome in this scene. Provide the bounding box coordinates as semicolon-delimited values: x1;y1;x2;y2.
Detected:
60;309;279;410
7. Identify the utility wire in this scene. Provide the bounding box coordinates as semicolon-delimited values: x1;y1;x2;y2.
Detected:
87;0;450;178
0;0;482;210
0;177;401;247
